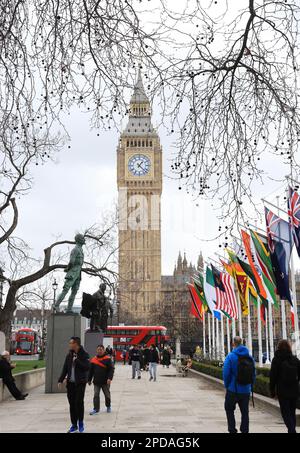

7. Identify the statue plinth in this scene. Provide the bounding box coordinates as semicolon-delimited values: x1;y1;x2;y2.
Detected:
45;312;85;393
84;330;104;357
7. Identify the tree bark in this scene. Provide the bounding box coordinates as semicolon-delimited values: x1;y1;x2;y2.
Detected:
0;284;18;349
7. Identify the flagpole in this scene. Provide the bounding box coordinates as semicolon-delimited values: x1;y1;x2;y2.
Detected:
208;313;212;359
221;315;225;360
281;300;287;339
203;311;206;357
238;296;243;338
212;314;216;359
232;318;236;338
226;317;231;354
216;318;220;360
265;309;270;365
275;195;288;343
268;299;274;360
247;310;253;355
290;251;300;357
257;300;263;367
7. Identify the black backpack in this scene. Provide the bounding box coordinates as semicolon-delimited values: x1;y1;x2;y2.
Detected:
236;356;255;385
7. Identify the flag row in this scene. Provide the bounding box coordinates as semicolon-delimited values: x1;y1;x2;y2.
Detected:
188;186;300;329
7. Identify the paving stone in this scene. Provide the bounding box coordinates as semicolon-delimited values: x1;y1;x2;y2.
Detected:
0;364;288;433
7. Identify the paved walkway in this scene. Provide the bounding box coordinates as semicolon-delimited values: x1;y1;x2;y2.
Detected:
0;364;287;433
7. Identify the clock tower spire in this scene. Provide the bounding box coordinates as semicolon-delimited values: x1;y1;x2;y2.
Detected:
117;70;162;323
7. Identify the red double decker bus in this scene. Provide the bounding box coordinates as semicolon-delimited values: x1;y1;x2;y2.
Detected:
105;326;169;361
15;328;38;355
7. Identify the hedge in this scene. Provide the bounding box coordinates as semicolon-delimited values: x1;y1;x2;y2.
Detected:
192;360;271;398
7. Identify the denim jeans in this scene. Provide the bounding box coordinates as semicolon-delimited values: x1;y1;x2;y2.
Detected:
224;390;250;433
132;360;141;378
149;362;157;380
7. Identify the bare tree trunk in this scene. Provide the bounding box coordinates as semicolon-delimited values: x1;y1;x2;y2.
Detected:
0;284;18;349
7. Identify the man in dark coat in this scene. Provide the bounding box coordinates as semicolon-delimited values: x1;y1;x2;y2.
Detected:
148;344;160;382
270;339;300;433
88;345;114;415
58;337;90;433
162;347;171;368
129;346;142;379
143;345;150;371
0;351;28;400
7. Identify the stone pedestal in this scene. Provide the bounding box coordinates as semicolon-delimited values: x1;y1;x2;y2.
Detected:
45;312;85;393
84;330;104;357
0;331;5;354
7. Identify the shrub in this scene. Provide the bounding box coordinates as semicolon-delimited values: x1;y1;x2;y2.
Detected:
253;375;271;398
192;360;272;398
192;361;223;380
256;367;270;378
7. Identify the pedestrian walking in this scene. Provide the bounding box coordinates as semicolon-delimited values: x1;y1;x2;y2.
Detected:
106;345;115;363
143;345;150;371
121;348;127;365
270;339;300;433
58;336;90;433
0;351;28;400
129;345;141;379
149;344;159;382
161;346;171;368
223;336;256;434
88;345;114;415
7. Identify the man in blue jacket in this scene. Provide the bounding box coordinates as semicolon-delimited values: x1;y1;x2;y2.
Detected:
223;336;256;433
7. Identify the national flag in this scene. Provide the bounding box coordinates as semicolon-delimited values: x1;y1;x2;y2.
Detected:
265;207;292;304
187;283;203;320
211;265;237;319
236;255;267;306
288;186;300;257
235;271;250;314
291;304;295;329
250;230;276;286
193;273;209;311
204;266;221;320
222;273;239;319
226;249;249;315
250;229;278;308
247;286;266;324
241;229;267;301
211;265;230;317
220;259;234;277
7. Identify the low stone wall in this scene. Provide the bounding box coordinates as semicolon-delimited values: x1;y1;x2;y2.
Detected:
0;368;45;402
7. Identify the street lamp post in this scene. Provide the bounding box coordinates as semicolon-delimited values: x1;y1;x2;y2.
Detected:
0;267;5;310
117;300;120;325
40;296;46;360
52;279;58;307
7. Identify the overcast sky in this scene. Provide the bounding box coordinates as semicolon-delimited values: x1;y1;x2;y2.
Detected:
8;0;300;302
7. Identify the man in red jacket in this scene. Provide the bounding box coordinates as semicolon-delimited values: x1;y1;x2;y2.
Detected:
88;344;114;415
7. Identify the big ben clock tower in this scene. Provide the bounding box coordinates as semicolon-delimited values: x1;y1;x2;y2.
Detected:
117;70;162;323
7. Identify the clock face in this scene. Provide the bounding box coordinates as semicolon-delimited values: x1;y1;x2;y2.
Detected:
128;154;151;176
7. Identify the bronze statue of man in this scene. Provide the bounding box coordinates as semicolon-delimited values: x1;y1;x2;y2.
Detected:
91;283;113;332
54;233;85;313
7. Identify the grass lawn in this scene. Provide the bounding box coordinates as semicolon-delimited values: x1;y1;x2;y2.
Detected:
12;360;46;375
